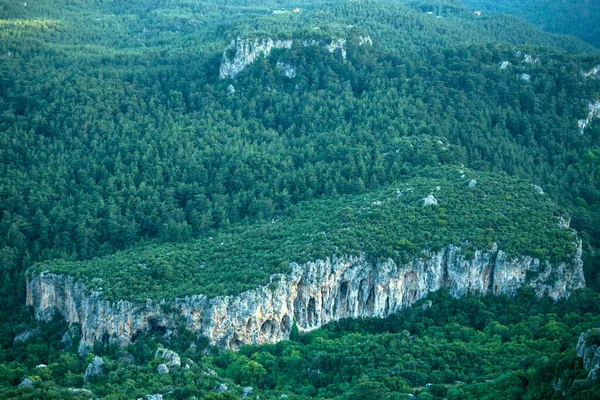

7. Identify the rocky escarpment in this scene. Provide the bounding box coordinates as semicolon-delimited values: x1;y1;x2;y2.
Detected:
27;241;584;351
219;36;372;79
219;38;293;79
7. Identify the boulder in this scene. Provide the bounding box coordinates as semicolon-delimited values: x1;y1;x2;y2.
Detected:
155;348;181;367
217;383;228;393
157;364;169;375
422;194;438;206
18;377;33;388
84;356;104;383
242;386;253;398
14;328;40;344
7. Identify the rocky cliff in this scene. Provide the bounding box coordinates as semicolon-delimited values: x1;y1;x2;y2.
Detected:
27;241;585;351
219;35;370;79
219;38;293;79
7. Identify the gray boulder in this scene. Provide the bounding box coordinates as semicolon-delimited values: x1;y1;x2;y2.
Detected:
422;194;438;206
155;348;181;367
14;328;40;344
242;386;253;398
84;356;104;383
18;377;33;388
146;395;163;400
217;383;228;393
157;364;169;375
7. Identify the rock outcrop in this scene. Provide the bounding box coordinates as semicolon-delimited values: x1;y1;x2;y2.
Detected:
578;100;600;135
84;356;104;383
276;61;297;78
156;364;169;375
219;38;293;79
324;38;346;61
155;348;180;367
14;328;40;344
582;65;600;79
18;377;33;388
27;239;585;351
219;36;354;79
576;328;600;380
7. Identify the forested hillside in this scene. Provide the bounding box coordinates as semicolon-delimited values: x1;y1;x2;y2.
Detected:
1;0;600;398
460;0;600;48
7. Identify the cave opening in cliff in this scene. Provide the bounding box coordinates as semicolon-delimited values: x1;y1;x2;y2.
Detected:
340;281;348;297
281;314;291;332
308;297;317;326
148;318;167;335
384;296;390;315
261;319;274;335
366;285;375;312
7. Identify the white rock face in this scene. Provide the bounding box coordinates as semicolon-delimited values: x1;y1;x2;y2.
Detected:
582;65;600;79
558;214;571;229
532;184;544;195
358;35;373;46
27;240;585;350
523;54;538;64
325;38;347;61
219;38;293;79
498;61;511;70
578;101;600;135
422;194;438;206
468;180;477;188
518;73;531;81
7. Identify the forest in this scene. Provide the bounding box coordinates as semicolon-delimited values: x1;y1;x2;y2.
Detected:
1;0;600;398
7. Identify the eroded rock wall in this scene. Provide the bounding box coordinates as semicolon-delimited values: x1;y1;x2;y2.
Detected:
27;242;585;350
219;38;293;79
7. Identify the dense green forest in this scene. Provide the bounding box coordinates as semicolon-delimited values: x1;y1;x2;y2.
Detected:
2;0;600;398
460;0;600;48
34;164;578;301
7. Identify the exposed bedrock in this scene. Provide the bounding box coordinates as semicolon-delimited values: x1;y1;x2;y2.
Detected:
27;242;585;350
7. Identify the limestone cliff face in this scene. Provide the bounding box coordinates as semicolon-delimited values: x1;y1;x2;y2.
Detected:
219;38;293;79
27;242;585;350
219;35;361;79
